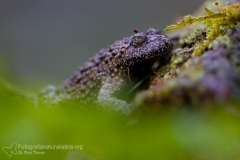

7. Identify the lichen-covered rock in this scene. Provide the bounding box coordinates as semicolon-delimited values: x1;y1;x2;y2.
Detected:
132;23;240;112
165;1;240;56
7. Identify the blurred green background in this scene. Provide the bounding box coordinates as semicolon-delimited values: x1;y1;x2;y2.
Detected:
1;80;240;159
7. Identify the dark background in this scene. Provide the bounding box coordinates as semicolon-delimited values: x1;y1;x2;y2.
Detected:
0;0;202;89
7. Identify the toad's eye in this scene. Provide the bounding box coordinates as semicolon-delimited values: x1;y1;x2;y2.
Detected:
131;32;146;47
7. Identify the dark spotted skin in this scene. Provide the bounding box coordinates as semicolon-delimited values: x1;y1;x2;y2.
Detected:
39;28;173;114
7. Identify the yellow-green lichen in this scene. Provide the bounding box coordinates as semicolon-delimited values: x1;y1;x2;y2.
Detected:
179;27;207;47
165;2;240;56
208;34;232;50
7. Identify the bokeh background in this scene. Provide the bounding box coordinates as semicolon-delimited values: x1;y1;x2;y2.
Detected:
0;0;202;89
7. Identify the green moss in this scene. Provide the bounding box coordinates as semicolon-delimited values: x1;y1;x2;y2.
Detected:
208;34;232;49
179;27;207;47
165;2;240;56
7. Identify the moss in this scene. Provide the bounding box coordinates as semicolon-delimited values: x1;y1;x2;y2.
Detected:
169;48;192;75
165;2;240;56
208;34;232;50
179;27;207;47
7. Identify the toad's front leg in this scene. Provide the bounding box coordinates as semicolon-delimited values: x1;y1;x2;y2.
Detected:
97;77;132;114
